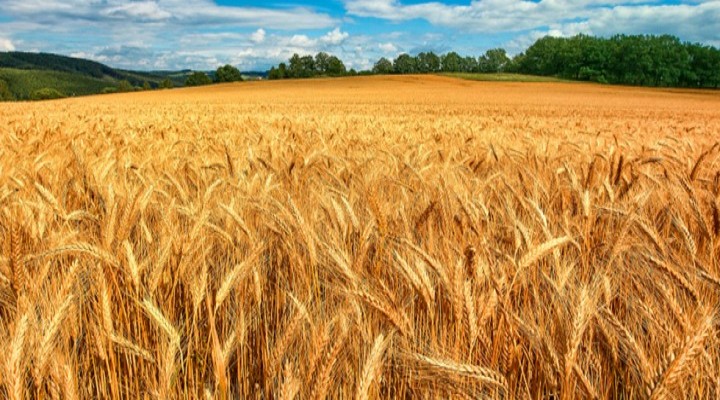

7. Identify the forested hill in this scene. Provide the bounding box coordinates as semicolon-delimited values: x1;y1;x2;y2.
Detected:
1;52;122;79
0;52;188;100
0;52;189;84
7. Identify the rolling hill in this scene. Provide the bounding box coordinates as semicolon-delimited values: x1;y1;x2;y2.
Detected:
0;52;190;100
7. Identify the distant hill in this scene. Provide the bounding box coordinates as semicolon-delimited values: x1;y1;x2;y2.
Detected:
0;52;191;100
0;68;114;99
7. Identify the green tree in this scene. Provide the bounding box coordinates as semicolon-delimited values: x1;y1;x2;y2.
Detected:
689;44;720;87
478;48;510;73
461;56;479;73
505;53;525;73
611;35;654;85
142;81;152;90
160;79;174;89
0;79;14;101
575;35;609;83
440;52;463;72
520;36;562;76
215;64;243;83
288;54;301;78
647;35;689;86
325;56;347;77
288;54;316;78
278;63;288;79
315;52;330;74
269;63;289;80
117;80;134;92
185;72;212;86
373;58;393;74
268;67;280;80
300;55;315;77
393;54;416;74
416;52;441;73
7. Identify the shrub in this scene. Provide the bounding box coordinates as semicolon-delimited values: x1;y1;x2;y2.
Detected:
215;65;243;83
117;80;134;92
31;88;65;100
185;72;212;87
0;79;14;101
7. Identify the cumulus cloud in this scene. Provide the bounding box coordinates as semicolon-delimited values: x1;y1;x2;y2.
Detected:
286;28;349;49
321;27;350;45
251;29;266;44
1;38;15;51
289;34;316;48
378;42;397;53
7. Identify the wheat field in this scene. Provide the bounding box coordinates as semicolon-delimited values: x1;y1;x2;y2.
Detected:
1;75;720;399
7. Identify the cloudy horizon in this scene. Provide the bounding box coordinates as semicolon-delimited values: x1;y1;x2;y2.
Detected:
1;0;719;71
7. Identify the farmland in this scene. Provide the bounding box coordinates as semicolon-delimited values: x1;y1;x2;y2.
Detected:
1;75;720;399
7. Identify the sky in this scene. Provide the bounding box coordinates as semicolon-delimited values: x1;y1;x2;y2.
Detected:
0;0;719;71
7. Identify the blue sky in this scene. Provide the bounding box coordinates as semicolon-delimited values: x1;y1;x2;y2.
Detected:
1;1;719;71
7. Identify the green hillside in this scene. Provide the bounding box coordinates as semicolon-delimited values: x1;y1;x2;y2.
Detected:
0;52;188;100
0;68;112;99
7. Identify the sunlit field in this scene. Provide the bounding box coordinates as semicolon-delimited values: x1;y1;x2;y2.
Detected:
1;75;720;399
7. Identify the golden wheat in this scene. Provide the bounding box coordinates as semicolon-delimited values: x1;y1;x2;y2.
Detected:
1;75;719;398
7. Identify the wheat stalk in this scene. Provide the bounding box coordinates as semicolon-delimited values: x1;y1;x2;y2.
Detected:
356;332;392;400
413;353;509;392
648;310;716;399
518;236;572;269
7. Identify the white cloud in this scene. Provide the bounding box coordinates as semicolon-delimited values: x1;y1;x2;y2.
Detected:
320;27;349;45
378;42;397;53
286;28;349;49
2;0;337;30
0;38;15;51
289;34;316;48
179;32;245;45
101;1;172;22
251;28;266;44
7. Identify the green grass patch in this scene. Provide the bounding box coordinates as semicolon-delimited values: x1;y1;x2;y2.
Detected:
441;73;568;83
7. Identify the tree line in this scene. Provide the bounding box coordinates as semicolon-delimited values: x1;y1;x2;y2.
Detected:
265;48;518;79
268;52;350;80
268;34;720;88
184;64;245;87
